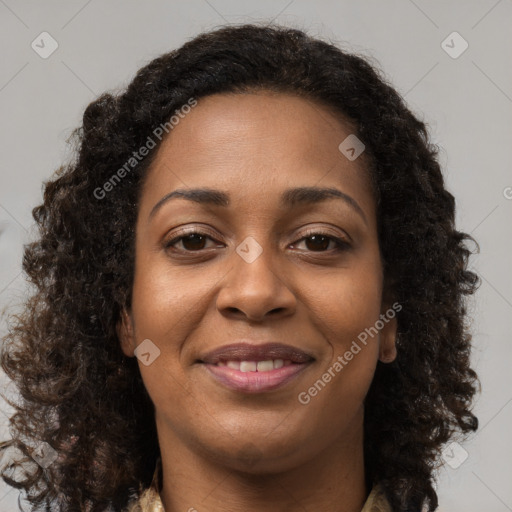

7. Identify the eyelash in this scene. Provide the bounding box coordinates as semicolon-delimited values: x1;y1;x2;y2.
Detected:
163;228;351;254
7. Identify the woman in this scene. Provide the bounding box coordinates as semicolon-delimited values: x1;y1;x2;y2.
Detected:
0;23;480;512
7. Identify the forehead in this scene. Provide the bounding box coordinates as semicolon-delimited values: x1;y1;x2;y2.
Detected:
140;91;375;218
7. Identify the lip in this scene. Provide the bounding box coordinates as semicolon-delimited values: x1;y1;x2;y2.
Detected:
199;342;314;365
198;342;315;394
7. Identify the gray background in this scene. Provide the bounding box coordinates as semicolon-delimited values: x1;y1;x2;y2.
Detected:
0;1;511;510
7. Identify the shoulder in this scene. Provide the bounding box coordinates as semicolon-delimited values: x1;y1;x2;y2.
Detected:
361;482;393;512
125;457;165;512
125;486;164;512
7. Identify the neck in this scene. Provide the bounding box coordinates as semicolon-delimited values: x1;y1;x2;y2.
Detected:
157;414;368;512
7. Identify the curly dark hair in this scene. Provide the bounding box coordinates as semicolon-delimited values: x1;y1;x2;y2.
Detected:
0;22;480;512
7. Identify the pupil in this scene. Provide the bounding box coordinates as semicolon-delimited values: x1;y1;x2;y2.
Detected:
307;235;329;251
183;234;205;250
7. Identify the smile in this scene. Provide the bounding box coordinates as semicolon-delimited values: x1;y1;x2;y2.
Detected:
197;341;315;393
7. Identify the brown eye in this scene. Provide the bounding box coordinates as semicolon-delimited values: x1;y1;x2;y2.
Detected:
164;231;219;252
178;233;208;251
293;232;351;253
304;234;331;251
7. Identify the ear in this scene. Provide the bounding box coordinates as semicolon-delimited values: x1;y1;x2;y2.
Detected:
117;307;136;357
378;301;398;364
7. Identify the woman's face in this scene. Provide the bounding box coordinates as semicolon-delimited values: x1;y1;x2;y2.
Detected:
119;91;396;473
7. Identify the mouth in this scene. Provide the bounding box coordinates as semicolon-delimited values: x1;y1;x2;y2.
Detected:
198;342;315;394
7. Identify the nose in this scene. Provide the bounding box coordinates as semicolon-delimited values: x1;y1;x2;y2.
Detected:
216;241;297;322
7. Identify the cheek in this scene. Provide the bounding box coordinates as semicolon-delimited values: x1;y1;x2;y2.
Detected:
129;256;220;411
305;263;383;354
297;286;381;434
130;248;206;340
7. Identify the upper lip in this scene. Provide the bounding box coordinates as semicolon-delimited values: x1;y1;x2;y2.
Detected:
199;342;315;364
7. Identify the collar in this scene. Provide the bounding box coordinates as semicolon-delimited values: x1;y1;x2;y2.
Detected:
127;458;392;512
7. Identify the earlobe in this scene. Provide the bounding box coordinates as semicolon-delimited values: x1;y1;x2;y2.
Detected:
379;344;397;363
378;308;398;364
117;308;135;357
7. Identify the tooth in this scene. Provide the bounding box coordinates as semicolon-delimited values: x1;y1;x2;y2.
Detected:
257;360;274;372
227;361;241;370
240;361;257;372
221;359;294;371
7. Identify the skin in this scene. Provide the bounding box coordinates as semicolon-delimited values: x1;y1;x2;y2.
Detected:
118;90;397;512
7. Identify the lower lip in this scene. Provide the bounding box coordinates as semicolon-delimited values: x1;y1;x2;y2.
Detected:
202;362;311;393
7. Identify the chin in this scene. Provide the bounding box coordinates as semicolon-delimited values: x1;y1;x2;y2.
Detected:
199;433;317;475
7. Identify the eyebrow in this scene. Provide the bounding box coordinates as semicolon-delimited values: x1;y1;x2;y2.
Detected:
149;186;367;225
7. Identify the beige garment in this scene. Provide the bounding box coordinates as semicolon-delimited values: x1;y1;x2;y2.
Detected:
126;458;392;512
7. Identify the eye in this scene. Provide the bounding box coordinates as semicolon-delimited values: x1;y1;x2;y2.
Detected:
291;231;351;253
164;229;221;252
